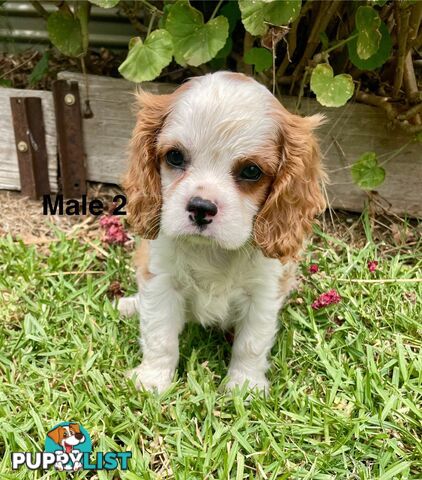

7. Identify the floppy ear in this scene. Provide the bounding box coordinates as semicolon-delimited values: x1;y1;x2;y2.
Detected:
123;90;175;239
69;423;80;434
47;426;63;444
254;102;326;262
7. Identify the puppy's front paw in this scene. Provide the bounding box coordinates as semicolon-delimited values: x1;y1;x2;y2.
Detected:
126;363;173;393
117;296;139;317
226;369;269;395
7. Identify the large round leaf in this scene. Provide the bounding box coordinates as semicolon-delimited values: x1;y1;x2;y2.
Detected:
351;152;385;189
355;6;381;60
47;11;84;57
118;30;173;82
89;0;120;7
310;64;354;108
165;0;229;67
348;22;392;71
244;47;272;72
239;0;301;36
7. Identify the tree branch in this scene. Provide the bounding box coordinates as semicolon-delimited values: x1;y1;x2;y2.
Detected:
393;3;411;98
276;1;313;79
356;91;397;119
30;1;49;19
120;2;148;34
290;0;341;93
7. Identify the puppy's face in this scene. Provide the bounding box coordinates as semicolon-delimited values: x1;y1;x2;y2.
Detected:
125;72;326;260
47;423;85;452
157;75;278;249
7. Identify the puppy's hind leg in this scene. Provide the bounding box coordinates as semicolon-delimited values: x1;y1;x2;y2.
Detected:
117;295;139;317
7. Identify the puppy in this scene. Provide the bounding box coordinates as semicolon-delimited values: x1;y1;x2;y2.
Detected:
47;423;84;471
119;72;325;394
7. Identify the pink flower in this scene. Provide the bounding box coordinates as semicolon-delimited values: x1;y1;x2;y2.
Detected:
312;289;341;310
367;260;378;273
99;214;128;245
309;264;319;274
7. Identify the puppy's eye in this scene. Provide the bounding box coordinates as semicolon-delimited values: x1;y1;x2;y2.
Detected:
166;149;185;169
238;164;262;181
63;432;68;437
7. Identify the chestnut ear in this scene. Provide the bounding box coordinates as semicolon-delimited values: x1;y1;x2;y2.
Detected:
123;90;176;239
254;102;326;261
47;426;63;445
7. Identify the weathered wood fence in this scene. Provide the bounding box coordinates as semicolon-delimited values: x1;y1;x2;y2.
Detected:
1;71;421;217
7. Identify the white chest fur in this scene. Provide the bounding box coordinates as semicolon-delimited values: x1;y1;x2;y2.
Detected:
146;235;285;328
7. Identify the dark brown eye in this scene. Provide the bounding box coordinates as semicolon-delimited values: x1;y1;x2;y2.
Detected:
166;149;185;169
238;164;262;181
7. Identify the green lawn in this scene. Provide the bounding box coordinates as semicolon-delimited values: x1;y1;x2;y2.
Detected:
0;217;421;479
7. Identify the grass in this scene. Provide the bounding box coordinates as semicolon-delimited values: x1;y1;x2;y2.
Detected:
0;216;421;479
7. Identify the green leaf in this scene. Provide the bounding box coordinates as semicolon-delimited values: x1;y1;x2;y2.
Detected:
310;64;354;107
220;1;241;35
415;131;422;143
355;6;381;60
165;0;228;67
89;0;120;7
47;11;84;57
351;152;385;190
215;37;233;60
118;30;173;82
264;1;302;26
29;52;50;86
348;22;392;70
244;47;272;72
0;78;12;87
319;31;329;51
239;0;301;36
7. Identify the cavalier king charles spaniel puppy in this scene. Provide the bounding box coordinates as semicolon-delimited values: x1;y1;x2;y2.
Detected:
118;71;325;394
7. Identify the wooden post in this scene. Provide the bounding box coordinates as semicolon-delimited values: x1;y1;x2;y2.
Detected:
52;79;87;198
9;97;50;199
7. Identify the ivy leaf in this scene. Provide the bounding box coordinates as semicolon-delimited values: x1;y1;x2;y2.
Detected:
356;6;381;60
351;152;385;189
244;47;272;72
29;52;50;86
239;0;301;36
310;64;354;107
47;10;84;57
89;0;120;7
165;0;228;67
118;30;173;82
348;22;391;71
0;79;12;87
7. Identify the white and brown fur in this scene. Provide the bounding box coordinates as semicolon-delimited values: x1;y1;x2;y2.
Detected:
118;72;325;394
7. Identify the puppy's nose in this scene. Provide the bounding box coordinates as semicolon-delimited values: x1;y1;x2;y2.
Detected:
75;433;83;440
187;196;217;228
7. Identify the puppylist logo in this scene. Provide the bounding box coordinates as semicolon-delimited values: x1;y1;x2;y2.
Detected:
11;422;131;472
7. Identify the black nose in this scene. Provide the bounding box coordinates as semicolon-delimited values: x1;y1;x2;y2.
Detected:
187;196;218;228
75;433;83;440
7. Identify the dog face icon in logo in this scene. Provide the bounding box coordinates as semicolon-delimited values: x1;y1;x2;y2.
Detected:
45;422;92;471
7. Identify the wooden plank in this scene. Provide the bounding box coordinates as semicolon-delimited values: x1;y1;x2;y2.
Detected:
9;97;50;199
0;88;58;192
52;80;87;197
58;72;422;218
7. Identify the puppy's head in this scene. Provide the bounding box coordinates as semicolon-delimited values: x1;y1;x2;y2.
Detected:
124;72;325;261
47;423;85;452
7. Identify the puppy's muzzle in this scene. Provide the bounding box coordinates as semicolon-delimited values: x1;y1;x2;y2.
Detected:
187;196;218;229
